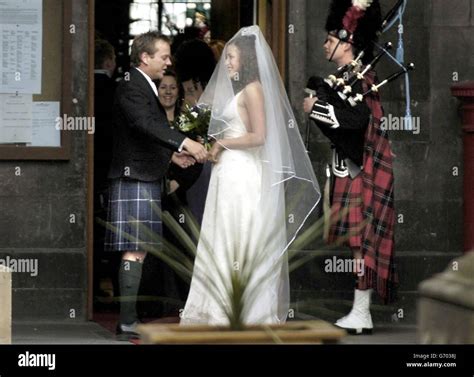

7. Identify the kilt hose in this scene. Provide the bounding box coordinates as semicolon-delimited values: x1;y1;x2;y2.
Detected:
104;178;163;253
327;71;398;303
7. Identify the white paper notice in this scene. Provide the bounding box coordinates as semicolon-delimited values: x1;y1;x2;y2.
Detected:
0;94;33;143
30;101;60;147
0;0;43;94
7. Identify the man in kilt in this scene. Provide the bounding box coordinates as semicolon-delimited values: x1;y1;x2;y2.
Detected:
104;31;208;340
304;0;398;334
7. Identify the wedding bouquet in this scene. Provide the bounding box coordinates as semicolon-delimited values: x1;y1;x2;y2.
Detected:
173;104;212;150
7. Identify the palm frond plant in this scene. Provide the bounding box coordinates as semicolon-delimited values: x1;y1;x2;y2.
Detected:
98;187;364;334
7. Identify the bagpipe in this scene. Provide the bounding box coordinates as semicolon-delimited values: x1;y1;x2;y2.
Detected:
306;43;414;126
305;0;415;143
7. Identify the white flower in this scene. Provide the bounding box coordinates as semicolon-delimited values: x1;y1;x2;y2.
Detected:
353;0;373;11
191;111;199;118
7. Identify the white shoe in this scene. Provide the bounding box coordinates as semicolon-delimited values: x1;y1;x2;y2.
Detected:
335;289;373;335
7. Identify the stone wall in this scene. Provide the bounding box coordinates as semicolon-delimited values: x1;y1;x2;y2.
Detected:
0;1;90;321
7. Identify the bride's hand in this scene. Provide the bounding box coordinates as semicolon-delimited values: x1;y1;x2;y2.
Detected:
208;142;223;163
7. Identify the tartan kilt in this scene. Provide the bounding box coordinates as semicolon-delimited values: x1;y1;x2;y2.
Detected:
327;174;364;248
104;178;163;252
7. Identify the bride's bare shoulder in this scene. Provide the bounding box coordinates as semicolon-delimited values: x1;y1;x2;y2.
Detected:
242;81;264;102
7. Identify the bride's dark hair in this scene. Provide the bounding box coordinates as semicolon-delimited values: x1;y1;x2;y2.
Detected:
229;34;260;93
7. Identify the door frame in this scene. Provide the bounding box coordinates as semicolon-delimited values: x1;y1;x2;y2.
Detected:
257;0;288;82
87;0;95;320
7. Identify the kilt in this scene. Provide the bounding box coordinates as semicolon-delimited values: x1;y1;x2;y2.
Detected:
323;71;397;303
104;178;163;252
327;174;364;249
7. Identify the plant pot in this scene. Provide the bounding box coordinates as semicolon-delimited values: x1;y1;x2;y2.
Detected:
137;320;346;344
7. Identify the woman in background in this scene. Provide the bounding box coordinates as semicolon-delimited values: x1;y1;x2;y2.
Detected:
158;70;203;202
208;39;225;62
174;40;217;225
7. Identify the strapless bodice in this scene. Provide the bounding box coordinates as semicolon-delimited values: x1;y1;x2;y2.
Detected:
215;91;262;168
221;91;248;138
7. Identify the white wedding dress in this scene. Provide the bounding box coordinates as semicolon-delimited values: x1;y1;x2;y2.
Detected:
180;91;289;325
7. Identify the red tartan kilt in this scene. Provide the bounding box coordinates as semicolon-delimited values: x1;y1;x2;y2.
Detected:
327;175;364;248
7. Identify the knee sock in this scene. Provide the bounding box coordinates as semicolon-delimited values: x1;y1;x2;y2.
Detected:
119;260;143;325
356;275;369;291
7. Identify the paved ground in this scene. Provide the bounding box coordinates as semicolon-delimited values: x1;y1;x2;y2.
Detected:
340;325;417;344
11;321;418;345
12;321;123;345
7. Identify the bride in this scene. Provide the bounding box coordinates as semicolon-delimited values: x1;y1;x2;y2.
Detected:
180;26;320;326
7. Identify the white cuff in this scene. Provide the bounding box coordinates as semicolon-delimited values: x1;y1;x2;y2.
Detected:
178;140;185;153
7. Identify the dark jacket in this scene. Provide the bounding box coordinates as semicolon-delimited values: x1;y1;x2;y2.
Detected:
310;79;370;167
108;68;186;182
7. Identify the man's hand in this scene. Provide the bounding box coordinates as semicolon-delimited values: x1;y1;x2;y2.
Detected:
303;97;318;114
183;138;208;164
208;142;223;164
171;151;196;169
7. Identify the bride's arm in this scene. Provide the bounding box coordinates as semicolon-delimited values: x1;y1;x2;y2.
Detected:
219;82;266;150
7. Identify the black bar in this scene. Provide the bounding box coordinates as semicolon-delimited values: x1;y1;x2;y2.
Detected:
0;344;473;377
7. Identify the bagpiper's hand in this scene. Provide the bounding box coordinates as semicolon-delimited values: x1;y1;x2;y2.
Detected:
303;97;318;113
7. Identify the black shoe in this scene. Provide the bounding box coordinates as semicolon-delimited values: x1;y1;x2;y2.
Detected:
340;326;373;335
116;322;140;341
